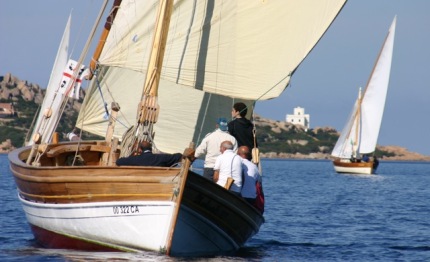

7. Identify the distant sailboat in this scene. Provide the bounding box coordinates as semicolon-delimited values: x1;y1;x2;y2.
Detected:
331;16;396;175
26;14;88;147
26;14;71;146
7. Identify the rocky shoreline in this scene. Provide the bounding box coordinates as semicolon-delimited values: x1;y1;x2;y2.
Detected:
260;146;430;162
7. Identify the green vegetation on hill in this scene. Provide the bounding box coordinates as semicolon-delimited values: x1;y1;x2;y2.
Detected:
374;148;396;158
0;97;30;146
257;124;338;155
255;119;400;158
0;97;95;147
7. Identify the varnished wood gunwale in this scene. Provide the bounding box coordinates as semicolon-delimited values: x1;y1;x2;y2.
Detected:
332;159;374;168
332;158;375;174
333;159;374;168
9;144;183;204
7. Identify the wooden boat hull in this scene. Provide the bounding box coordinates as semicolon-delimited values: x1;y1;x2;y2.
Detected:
172;173;263;256
332;158;377;175
8;142;264;256
20;198;175;252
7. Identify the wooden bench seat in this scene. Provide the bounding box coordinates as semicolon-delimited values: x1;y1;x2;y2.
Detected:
46;144;111;158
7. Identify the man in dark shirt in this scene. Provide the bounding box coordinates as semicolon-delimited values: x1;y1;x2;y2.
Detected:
228;102;257;149
116;141;195;167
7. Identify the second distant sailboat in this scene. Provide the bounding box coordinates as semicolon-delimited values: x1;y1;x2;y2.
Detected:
331;16;397;175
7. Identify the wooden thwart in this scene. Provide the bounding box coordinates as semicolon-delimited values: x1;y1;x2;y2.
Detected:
46;144;111;158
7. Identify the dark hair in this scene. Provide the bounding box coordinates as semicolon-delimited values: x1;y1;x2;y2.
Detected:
139;141;152;151
233;102;247;117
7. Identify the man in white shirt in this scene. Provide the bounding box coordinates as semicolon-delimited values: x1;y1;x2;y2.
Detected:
67;127;80;141
195;118;237;181
213;140;242;194
237;145;261;205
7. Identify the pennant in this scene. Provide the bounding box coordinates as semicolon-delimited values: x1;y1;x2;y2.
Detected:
58;59;88;99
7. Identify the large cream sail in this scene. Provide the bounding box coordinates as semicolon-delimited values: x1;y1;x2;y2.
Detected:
77;0;347;153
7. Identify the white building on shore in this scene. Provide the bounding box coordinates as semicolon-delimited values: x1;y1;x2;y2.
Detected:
286;106;310;131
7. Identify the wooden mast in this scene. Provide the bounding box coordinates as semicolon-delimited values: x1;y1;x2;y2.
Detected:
88;0;122;80
116;0;174;158
353;88;362;158
142;0;173;98
137;0;174;125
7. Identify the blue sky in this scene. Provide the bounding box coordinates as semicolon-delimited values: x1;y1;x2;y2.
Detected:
1;1;429;155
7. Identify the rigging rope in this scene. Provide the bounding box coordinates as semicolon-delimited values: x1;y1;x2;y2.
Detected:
94;72;110;118
256;71;293;103
195;94;212;145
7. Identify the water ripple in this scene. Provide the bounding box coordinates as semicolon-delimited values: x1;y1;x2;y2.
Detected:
2;157;430;261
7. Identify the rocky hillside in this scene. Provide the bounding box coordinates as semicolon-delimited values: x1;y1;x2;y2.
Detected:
1;73;429;161
253;116;430;161
0;73;85;151
0;73;44;102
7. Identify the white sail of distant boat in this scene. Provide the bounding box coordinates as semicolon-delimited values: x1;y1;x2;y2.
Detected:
332;16;396;175
27;14;89;146
27;14;71;146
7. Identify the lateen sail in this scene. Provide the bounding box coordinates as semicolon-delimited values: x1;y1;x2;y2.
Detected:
360;17;396;153
331;17;396;158
77;0;347;153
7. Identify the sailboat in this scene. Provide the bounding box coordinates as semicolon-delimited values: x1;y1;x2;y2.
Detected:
26;13;88;147
25;14;71;146
9;0;346;256
331;17;396;175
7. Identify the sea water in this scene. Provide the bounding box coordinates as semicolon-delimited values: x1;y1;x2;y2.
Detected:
1;154;430;261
